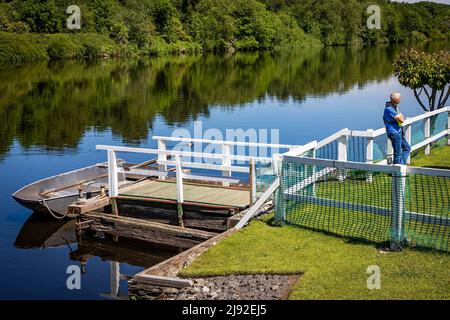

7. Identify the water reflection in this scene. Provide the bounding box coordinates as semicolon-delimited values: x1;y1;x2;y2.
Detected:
13;212;179;299
1;43;447;157
14;212;77;249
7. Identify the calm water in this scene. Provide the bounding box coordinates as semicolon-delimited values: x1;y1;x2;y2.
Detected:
0;42;448;299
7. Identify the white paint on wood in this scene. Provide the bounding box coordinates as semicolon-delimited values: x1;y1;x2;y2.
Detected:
175;156;184;204
107;150;119;197
404;124;412;164
222;144;232;181
366;129;374;182
235;178;279;229
391;165;406;243
424;116;431;155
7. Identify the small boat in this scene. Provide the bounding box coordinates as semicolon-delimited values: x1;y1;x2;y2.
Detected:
12;159;166;219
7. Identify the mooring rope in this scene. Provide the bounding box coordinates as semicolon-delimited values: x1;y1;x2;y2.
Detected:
39;198;69;220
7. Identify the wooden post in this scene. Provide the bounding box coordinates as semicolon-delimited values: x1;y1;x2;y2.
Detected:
222;144;231;186
390;165;406;251
175;155;184;227
447;108;450;146
387;136;394;165
157;139;167;175
272;155;285;224
424;116;431;155
337;130;348;181
311;148;317;195
110;198;119;215
249;158;257;205
404;124;412;164
365;129;374;182
107;149;119;198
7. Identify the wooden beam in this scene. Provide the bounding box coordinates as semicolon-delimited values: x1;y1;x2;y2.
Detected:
133;275;193;288
68;196;110;215
79;212;217;249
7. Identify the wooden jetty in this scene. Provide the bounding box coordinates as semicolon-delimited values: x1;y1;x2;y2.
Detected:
68;136;306;299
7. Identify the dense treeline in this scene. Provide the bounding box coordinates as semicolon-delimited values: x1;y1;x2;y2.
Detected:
0;0;449;60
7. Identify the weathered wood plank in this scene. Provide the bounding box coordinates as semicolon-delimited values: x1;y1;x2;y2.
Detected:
133;275;193;288
120;180;250;208
79;212;218;249
68;196;110;215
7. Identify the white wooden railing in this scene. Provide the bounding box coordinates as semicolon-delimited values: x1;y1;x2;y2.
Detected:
297;106;450;166
96;106;449;224
96;138;303;204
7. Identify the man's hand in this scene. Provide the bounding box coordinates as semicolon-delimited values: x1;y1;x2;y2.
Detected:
394;113;405;123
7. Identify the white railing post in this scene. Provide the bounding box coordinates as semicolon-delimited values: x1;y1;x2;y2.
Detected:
337;130;348;181
249;158;257;205
424;115;431;155
387;137;394;165
404;124;412;164
107;149;119;198
222;143;232;186
390;165;406;250
366;129;373;182
311;148;317;195
175;155;184;203
222;143;231;176
157;139;167;173
175;155;184;227
447;107;450;146
272;154;285;224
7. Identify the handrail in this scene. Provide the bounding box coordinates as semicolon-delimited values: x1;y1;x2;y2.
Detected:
300;106;450;166
152;135;301;149
96;145;272;162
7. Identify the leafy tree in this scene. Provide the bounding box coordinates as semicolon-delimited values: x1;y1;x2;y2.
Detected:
393;48;450;111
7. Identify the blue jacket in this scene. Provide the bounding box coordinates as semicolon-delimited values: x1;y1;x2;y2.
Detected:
383;102;403;135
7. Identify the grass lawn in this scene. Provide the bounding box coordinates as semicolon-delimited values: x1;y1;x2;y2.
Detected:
181;145;450;299
181;215;450;299
410;144;450;169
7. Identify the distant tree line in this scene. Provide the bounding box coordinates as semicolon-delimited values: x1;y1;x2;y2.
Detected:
0;0;449;58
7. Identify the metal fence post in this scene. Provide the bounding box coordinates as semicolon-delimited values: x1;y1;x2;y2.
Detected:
390;165;406;250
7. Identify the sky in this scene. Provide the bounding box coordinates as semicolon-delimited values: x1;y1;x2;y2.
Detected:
391;0;450;4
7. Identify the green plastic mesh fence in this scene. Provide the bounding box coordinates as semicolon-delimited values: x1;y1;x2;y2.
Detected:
275;158;450;252
405;173;450;252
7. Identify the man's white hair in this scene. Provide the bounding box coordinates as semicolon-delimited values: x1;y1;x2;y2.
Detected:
390;92;401;100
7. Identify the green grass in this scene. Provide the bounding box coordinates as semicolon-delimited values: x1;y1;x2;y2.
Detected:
181;215;450;299
411;145;450;169
182;147;450;299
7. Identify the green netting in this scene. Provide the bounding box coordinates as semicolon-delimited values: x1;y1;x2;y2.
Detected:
275;159;450;252
405;173;450;252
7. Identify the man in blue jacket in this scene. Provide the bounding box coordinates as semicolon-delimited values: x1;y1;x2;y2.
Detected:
383;92;411;165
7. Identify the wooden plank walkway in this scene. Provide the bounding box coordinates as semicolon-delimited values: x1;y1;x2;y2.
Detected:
119;180;250;208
